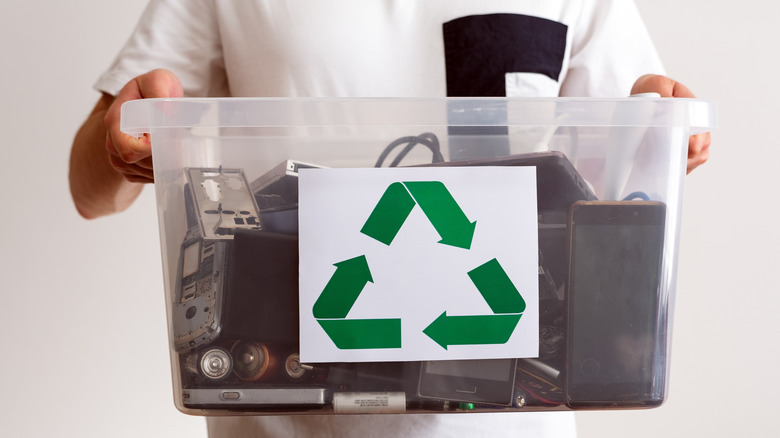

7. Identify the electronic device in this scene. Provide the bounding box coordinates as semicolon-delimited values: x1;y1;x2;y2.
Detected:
427;151;597;215
173;168;262;353
327;362;422;394
425;151;597;292
251;160;324;235
173;167;329;409
564;201;667;408
418;359;518;406
170;152;669;411
251;160;323;210
177;227;328;409
413;152;594;406
514;358;563;407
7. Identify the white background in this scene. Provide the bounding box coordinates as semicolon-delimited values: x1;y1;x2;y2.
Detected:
0;1;777;437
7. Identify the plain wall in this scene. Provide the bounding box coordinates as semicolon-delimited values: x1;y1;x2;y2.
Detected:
0;1;776;437
0;1;207;436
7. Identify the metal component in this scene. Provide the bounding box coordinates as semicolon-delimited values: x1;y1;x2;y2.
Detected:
183;352;200;376
173;239;227;352
285;353;308;379
515;391;527;408
200;347;232;381
187;168;262;240
250;160;324;210
230;341;270;381
333;392;406;414
182;388;327;407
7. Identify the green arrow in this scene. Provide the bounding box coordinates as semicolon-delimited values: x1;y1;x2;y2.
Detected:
423;312;522;350
312;255;374;319
403;181;476;250
467;258;526;314
360;182;417;246
317;319;402;349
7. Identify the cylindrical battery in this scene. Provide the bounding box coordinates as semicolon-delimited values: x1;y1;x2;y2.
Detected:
199;347;233;381
332;392;406;414
230;341;279;381
284;352;315;380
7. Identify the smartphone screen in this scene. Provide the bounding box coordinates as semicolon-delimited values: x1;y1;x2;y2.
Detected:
565;201;667;408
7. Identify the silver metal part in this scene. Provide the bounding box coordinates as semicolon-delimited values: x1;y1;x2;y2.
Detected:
284;353;309;380
172;240;227;352
184;352;199;376
249;160;324;210
200;347;232;381
187;168;262;239
332;392;407;414
182;388;327;406
515;391;527;408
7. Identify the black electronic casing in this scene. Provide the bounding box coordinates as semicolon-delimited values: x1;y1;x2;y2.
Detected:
564;201;667;409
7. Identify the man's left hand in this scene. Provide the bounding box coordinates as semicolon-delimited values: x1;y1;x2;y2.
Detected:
632;74;711;174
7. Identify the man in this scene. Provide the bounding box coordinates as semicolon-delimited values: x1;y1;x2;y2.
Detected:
69;1;710;436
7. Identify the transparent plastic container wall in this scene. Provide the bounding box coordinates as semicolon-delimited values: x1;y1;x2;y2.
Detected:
121;97;716;415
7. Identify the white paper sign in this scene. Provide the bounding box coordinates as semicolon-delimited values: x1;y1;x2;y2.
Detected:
298;167;538;363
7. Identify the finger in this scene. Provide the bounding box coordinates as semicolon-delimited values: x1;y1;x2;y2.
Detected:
688;132;712;158
687;147;710;174
107;150;154;178
105;128;152;164
111;151;154;172
133;154;155;171
107;152;155;182
106;133;155;181
126;174;155;184
630;74;700;100
631;74;676;97
686;133;711;174
671;81;695;99
106;132;151;170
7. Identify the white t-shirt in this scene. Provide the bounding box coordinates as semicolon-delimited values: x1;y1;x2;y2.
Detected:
96;0;664;99
97;1;664;437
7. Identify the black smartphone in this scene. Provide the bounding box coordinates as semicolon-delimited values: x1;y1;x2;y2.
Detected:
564;201;667;408
417;359;518;406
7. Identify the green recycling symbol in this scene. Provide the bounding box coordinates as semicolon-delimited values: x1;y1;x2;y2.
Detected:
312;181;526;350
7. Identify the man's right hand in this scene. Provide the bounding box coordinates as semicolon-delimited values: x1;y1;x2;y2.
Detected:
104;69;183;183
70;69;182;219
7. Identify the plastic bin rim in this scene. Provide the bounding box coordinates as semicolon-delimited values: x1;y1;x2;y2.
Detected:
120;96;718;135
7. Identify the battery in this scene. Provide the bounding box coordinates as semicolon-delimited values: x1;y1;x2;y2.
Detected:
332;392;406;414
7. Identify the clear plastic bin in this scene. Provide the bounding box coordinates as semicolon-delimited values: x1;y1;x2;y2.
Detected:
121;97;717;415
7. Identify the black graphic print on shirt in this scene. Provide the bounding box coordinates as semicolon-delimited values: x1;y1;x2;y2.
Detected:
443;14;568;97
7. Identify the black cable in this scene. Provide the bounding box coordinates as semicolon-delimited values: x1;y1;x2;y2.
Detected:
388;141;421;167
374;133;444;167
